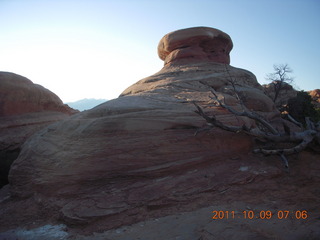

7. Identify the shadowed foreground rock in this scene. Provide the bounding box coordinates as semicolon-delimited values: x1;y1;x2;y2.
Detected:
1;27;319;239
0;72;77;187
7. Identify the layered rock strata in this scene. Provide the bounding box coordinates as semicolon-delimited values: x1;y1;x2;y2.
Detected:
158;26;233;66
1;27;319;238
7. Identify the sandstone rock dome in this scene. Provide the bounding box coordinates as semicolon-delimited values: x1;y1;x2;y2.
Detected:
1;27;319;239
0;72;75;116
0;72;77;187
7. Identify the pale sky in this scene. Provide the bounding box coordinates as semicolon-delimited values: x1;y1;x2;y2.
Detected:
1;0;319;102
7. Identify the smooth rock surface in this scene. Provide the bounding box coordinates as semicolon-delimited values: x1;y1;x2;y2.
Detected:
0;72;77;187
0;72;75;116
6;61;285;234
2;152;319;239
1;27;319;239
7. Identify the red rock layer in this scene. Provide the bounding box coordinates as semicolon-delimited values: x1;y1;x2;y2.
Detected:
2;27;318;238
158;27;233;66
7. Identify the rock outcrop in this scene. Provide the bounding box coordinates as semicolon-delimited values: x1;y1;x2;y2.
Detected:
158;27;233;66
1;27;319;239
263;81;298;107
0;72;76;116
0;72;77;187
309;89;320;108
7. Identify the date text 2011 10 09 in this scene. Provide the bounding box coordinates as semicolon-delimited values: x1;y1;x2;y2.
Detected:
211;210;308;220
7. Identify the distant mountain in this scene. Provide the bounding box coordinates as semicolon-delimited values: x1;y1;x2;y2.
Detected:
66;98;108;111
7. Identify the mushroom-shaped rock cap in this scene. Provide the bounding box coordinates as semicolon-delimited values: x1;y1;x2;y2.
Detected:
158;26;233;66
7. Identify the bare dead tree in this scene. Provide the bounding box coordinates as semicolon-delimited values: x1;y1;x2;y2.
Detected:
193;85;320;170
266;64;294;103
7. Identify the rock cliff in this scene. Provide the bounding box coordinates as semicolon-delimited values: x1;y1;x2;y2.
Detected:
1;27;319;239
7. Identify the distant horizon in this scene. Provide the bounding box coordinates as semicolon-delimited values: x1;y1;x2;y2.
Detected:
65;97;108;103
1;0;319;102
65;97;108;111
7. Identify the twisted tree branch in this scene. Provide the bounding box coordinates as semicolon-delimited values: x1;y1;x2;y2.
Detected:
209;88;279;135
194;90;319;169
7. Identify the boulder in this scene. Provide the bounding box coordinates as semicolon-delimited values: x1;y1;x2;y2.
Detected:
158;26;233;66
1;27;319;238
0;72;76;116
0;72;78;187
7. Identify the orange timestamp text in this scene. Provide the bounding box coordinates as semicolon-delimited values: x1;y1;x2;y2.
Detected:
212;210;308;220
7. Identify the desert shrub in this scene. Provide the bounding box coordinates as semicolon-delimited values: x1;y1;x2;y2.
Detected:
287;91;320;124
